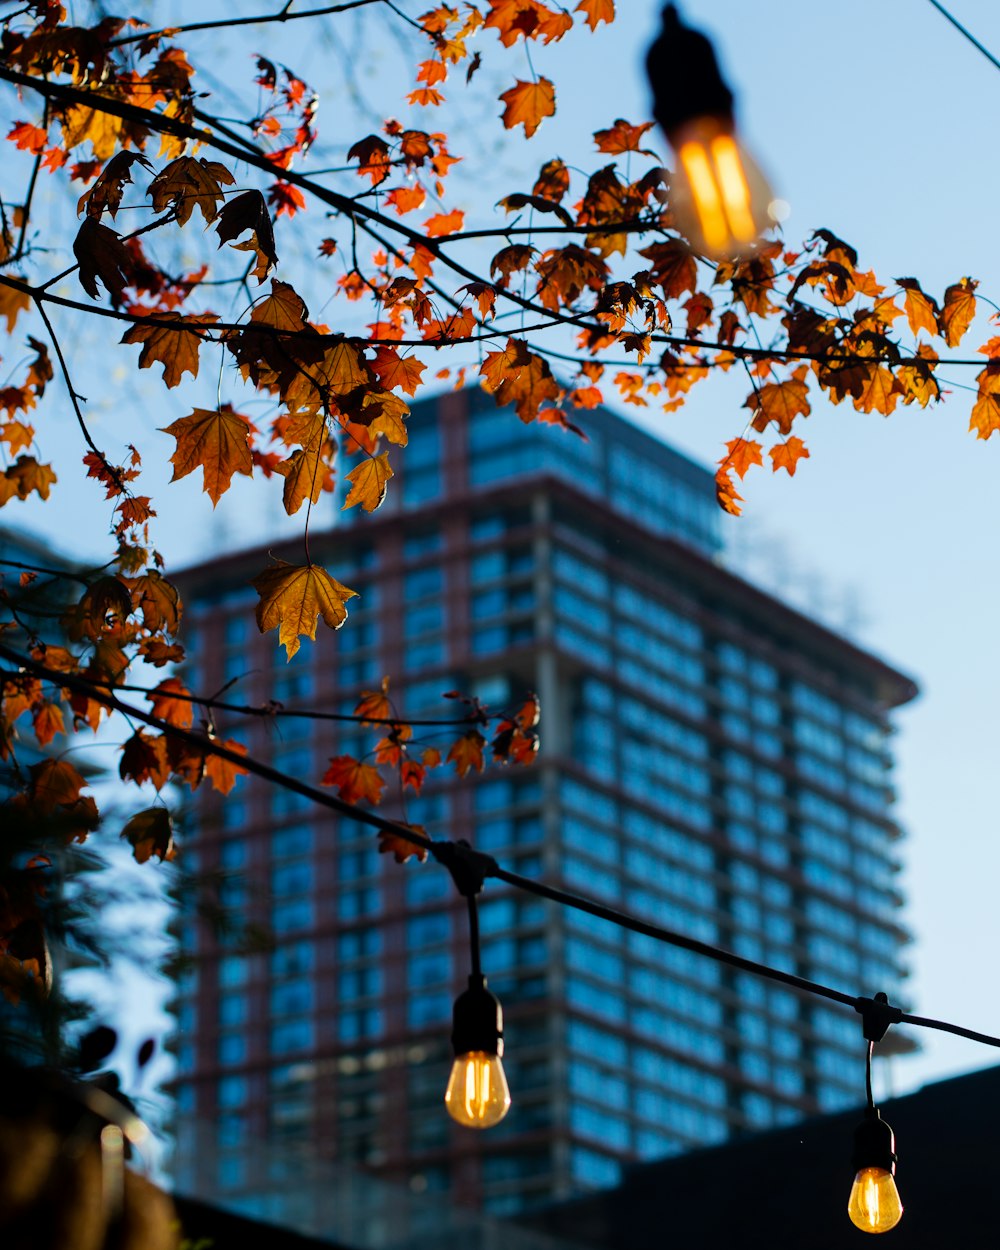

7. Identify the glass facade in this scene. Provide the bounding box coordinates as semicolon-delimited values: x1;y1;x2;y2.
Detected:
170;390;913;1216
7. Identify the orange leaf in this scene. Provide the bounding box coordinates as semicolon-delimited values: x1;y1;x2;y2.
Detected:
121;313;216;388
424;208;464;237
385;185;427;216
28;758;88;813
0;455;56;505
253;561;357;659
593;118;654;155
119;730;171;791
321;754;385;805
720;438;763;481
575;0;615;28
894;277;940;339
354;677;391;724
343;452;393;512
769;437;810;476
499;78;556;138
854;366;901;415
347;134;391;185
160;406;253;505
714;468;743;516
121;807;176;864
377;822;428;863
939;278;978;347
481;338;561;422
7;121;48;154
969;392;1000;440
0;283;31;333
746;378;811;434
147;678;194;728
370;346;426;396
31;701;65;748
447;730;486;777
205;738;248;795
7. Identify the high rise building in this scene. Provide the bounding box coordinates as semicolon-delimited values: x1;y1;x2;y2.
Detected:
170;389;915;1216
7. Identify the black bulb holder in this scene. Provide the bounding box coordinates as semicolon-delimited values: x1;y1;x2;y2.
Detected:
645;4;735;139
852;1106;897;1176
451;974;504;1059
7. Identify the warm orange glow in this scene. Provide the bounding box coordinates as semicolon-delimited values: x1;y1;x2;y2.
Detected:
678;140;727;255
709;134;755;243
847;1167;904;1233
669;118;776;259
444;1051;511;1128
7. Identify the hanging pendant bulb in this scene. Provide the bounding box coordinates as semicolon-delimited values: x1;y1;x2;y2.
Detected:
646;4;780;259
444;1049;511;1129
444;974;511;1129
848;1166;904;1234
847;1108;903;1234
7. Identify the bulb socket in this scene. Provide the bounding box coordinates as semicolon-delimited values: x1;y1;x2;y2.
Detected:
646;4;735;140
852;1107;897;1176
451;974;504;1059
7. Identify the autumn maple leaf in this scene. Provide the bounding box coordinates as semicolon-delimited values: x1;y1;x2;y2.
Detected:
939;278;978;348
121;313;218;388
747;377;811;434
160;406;254;505
719;438;763;481
321;754;385;805
252;560;357;658
121;807;176;864
378;823;429;864
343;452;393;512
204;738;249;795
148;156;236;226
576;0;615;29
146;678;194;728
769;437;810;476
447;730;486;777
499;78;556;138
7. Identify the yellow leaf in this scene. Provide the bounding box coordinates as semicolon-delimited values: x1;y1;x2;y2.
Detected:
854;365;901;415
60;103;125;160
252;561;357;659
342;451;393;512
274;439;335;515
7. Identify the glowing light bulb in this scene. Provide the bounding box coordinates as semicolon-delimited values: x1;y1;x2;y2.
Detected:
848;1166;904;1234
669;117;777;260
444;1050;511;1129
445;974;511;1129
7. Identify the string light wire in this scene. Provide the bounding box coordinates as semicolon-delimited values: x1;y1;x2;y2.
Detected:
927;0;1000;75
4;640;1000;1054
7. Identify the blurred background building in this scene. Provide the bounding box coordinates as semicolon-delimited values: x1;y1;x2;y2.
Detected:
169;389;916;1215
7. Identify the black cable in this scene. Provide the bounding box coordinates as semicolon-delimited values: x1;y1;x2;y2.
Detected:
467;896;482;981
865;1040;875;1110
927;0;1000;74
5;640;1000;1054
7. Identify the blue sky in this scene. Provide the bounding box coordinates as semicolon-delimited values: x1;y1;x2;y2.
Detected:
7;0;1000;1096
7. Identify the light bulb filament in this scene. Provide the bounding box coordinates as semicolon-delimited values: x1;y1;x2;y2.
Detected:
848;1166;903;1234
444;1051;511;1129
